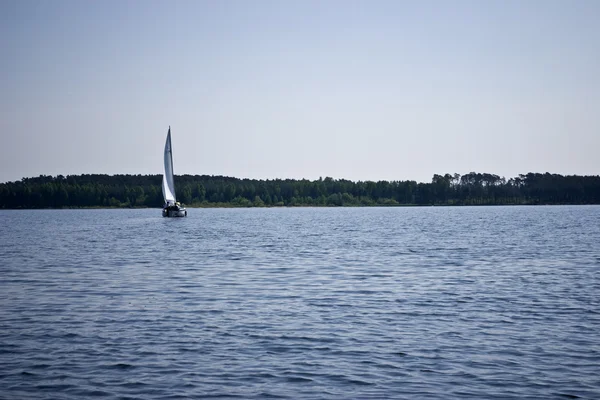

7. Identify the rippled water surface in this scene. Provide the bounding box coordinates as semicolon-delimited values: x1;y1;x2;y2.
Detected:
1;206;600;399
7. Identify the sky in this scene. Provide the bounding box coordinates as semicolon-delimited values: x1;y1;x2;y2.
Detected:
1;0;599;184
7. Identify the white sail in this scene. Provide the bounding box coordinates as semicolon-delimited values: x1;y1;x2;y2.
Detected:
162;127;176;205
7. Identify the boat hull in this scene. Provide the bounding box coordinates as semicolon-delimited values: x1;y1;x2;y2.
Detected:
162;208;187;217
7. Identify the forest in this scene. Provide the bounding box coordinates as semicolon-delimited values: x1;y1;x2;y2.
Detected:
1;172;600;209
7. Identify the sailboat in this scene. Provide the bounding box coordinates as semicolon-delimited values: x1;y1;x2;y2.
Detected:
162;126;187;217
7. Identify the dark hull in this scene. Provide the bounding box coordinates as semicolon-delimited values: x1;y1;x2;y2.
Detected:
162;208;187;217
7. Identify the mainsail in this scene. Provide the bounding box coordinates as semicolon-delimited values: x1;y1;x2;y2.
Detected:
162;127;176;205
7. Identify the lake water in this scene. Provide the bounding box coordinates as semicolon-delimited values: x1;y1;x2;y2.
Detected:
1;206;599;399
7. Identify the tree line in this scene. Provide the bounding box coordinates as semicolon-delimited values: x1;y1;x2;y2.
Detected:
1;172;599;209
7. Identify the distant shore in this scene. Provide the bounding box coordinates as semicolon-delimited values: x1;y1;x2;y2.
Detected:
2;202;599;210
2;172;599;209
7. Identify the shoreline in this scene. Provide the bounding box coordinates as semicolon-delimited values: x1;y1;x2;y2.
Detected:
2;203;599;210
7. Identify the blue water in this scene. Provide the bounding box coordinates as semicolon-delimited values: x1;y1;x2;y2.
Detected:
1;206;599;399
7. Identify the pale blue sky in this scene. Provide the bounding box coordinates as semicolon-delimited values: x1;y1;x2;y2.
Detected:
1;0;599;183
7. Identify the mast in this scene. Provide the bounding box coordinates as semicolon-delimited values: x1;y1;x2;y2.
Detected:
168;126;175;182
